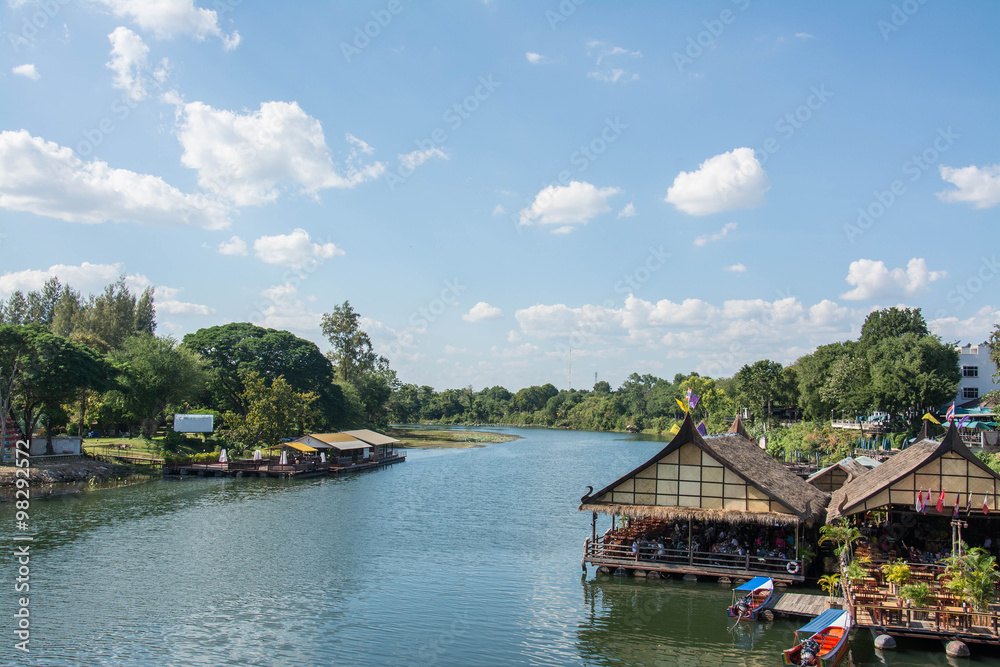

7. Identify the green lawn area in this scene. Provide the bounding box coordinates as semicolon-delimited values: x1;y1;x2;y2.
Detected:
386;428;520;449
82;434;216;458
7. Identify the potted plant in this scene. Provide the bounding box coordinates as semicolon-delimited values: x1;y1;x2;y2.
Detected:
881;559;911;595
819;573;842;609
899;581;932;619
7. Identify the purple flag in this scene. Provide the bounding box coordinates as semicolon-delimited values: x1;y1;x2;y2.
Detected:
696;421;708;436
689;392;700;409
958;415;971;429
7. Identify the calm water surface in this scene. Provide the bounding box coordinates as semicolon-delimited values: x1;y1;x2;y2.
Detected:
1;428;987;665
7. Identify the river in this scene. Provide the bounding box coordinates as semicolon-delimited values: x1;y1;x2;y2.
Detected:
0;427;984;665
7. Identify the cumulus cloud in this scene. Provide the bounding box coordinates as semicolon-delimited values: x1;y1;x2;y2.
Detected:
217;235;247;256
724;263;746;273
693;221;737;247
929;306;1000;342
840;258;946;300
617;202;635;218
665;147;769;216
397;147;447;171
170;99;385;206
463;301;503;322
937;163;1000;209
154;285;212;315
12;64;39;80
253;283;320;332
795;32;815;40
0;129;230;228
90;0;240;49
253;228;344;269
106;27;168;101
525;52;551;64
518;181;621;232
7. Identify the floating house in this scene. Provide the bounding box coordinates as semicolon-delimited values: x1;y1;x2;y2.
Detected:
294;433;373;463
828;423;1000;645
342;429;401;458
580;415;829;582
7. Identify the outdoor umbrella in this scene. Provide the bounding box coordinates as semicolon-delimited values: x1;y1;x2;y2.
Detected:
253;449;262;461
320;452;326;463
279;450;287;465
219;448;227;463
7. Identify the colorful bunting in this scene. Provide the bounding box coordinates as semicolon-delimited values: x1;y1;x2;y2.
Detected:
696;421;708;436
936;489;946;513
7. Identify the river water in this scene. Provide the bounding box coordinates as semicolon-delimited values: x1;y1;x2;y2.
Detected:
1;427;985;666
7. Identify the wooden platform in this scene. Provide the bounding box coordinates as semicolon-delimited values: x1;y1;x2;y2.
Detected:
772;593;839;618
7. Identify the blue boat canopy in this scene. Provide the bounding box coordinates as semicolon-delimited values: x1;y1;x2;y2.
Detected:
734;576;771;591
797;609;847;634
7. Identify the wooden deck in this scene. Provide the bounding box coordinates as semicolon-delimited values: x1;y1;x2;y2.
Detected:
165;453;405;479
772;593;839;618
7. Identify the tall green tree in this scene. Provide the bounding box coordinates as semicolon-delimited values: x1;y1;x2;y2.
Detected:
734;359;784;422
867;333;959;416
859;306;929;348
222;372;317;453
109;335;207;438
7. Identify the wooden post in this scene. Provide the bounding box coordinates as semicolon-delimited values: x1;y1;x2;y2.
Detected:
591;512;597;546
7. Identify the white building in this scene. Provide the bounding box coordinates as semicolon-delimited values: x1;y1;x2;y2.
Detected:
954;343;1000;406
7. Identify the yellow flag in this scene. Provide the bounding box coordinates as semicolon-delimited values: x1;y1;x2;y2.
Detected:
675;398;689;413
922;413;940;424
668;423;680;435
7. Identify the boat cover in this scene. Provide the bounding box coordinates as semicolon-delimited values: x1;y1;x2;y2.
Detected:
734;576;771;592
797;609;846;634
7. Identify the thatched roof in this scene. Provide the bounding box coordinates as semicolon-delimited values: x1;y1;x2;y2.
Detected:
727;414;754;443
579;414;829;526
828;423;1000;521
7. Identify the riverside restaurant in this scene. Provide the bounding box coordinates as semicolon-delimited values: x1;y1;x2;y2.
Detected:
827;423;1000;646
579;415;829;583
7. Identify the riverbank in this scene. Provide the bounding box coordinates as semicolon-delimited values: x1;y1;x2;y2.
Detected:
0;458;140;487
387;427;520;448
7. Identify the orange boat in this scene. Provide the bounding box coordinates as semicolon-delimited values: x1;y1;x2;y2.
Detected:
783;609;851;666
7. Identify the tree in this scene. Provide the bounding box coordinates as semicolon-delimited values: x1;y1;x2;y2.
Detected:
794;342;851;420
593;380;611;394
108;335;207;438
0;325;112;452
73;277;156;349
182;323;348;429
222;372;317;453
734;360;784;422
1;291;28;324
867;333;959;417
859;306;929;348
321;301;384;386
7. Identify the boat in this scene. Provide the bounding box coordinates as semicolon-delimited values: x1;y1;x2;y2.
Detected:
727;576;775;620
782;608;852;666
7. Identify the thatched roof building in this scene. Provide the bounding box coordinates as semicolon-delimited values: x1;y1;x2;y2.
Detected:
579;414;829;526
828;423;1000;521
807;458;874;493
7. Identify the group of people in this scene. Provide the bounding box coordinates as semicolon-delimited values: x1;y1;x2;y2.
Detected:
858;517;998;563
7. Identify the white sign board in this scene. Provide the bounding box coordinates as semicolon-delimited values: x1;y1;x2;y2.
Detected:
173;414;214;433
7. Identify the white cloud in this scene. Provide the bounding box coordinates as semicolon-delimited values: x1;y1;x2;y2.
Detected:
665;147;770;216
90;0;240;49
937;163;1000;209
518;181;621;232
444;344;467;354
106;26;165;102
840;258;946;300
724;263;746;273
507;330;522;343
253;228;344;269
463;301;503;322
492;204;506;216
0;129;230;228
253;283;320;332
617;202;635;218
0;262;127;298
929;306;1000;343
586;41;641;83
154;286;212;315
217;235;247;256
795;32;815;40
171;99;385;206
693;221;737;247
397;147;447;171
12;64;39;80
525;52;545;64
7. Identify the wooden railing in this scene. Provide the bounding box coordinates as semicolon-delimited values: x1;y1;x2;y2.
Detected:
585;539;803;576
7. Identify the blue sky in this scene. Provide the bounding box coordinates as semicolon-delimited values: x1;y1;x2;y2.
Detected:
1;0;998;391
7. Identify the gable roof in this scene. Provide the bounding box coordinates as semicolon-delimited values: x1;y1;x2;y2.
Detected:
579;414;828;525
808;458;871;484
727;414;754;442
342;429;400;446
828;422;1000;521
297;433;372;450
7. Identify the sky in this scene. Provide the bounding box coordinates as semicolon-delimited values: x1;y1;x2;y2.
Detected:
0;0;998;392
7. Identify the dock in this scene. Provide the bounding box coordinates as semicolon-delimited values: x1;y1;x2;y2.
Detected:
771;592;839;618
164;453;405;479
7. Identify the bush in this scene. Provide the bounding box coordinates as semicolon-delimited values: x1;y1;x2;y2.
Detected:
162;429;185;452
66;423;80;437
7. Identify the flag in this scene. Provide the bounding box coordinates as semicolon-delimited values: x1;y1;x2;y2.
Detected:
966;492;972;516
958;415;971;429
686;387;692;402
923;490;930;514
689;392;700;410
936;489;946;513
675;398;689;413
953;493;961;518
946;403;956;422
668;423;680;435
922;412;940;424
696;421;708;436
916;490;923;513
984;495;990;515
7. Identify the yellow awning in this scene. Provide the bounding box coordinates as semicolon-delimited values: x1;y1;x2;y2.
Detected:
266;441;317;452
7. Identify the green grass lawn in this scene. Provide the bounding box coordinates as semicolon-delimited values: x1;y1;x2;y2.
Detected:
386;428;520;449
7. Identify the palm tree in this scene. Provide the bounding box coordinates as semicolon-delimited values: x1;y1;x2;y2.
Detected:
942;546;1000;612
